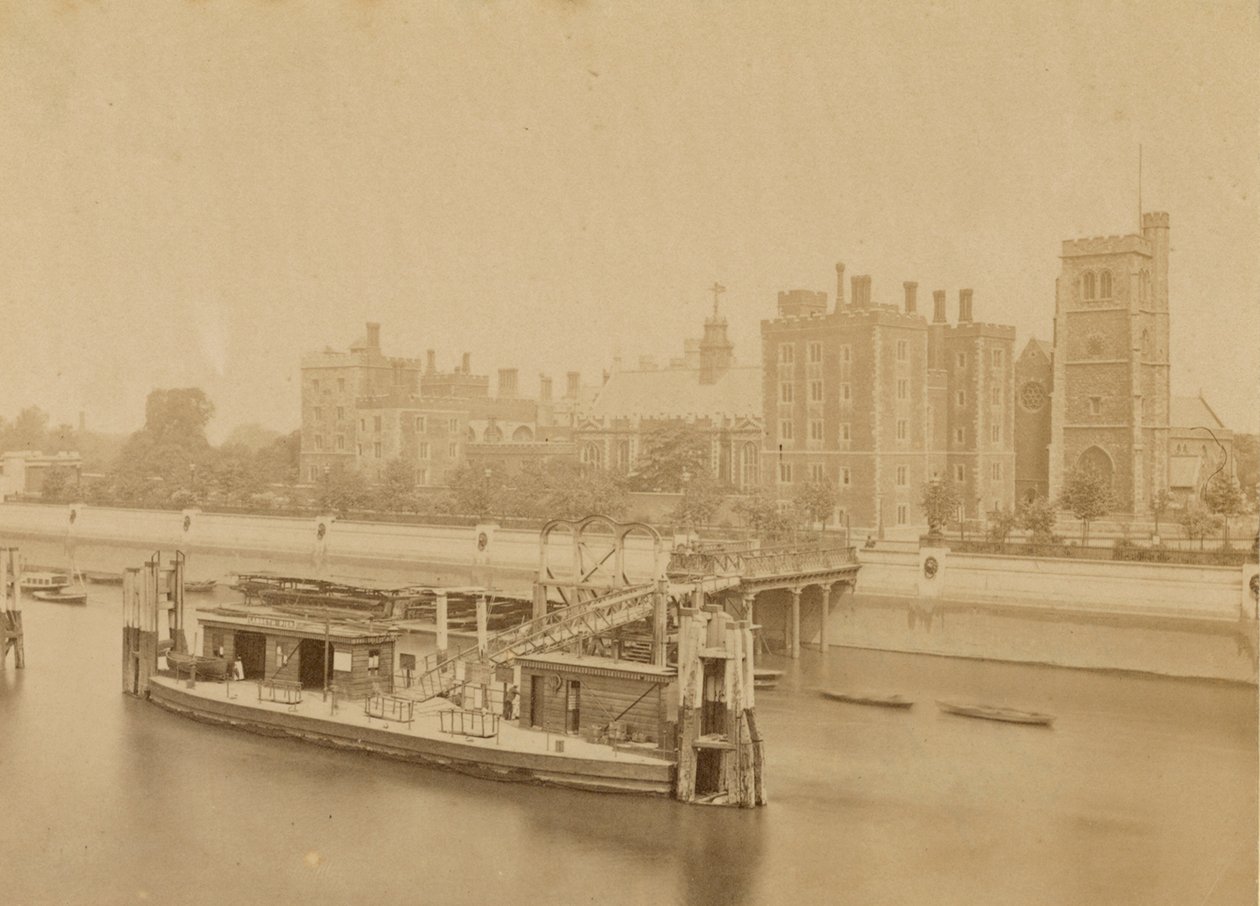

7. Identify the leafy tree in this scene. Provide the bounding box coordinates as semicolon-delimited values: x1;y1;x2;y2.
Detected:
40;464;73;503
205;444;265;504
793;479;837;528
919;479;961;537
1017;494;1058;543
1;406;50;451
671;475;725;529
253;430;301;487
446;463;508;517
1178;500;1221;550
1149;488;1173;535
222;423;282;452
317;463;370;513
144;388;214;445
547;464;629;520
1233;433;1258;503
628;423;711;492
373;458;418;512
1058;466;1116;543
1203;473;1244;519
986;505;1019;546
733;489;795;542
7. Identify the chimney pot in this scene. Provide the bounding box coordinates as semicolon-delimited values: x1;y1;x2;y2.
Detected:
835;262;846;309
903;281;918;314
959;289;973;323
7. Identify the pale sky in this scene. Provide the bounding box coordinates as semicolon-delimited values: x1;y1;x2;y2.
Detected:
1;0;1256;440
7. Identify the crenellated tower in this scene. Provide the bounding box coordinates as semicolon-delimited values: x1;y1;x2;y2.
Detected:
1048;212;1171;513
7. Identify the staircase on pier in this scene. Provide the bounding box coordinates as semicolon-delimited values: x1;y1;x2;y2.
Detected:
400;581;664;703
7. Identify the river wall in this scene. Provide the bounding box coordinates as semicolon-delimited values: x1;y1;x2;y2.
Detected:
2;502;1255;681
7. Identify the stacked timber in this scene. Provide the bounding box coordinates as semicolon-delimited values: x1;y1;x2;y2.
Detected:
674;605;765;808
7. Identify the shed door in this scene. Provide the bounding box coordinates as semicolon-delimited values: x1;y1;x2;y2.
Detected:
530;675;544;729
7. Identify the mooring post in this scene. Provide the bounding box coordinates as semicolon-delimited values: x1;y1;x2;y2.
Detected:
436;591;449;660
790;587;801;660
819;585;831;653
476;594;488;654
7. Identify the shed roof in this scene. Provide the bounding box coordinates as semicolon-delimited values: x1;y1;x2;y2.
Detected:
587;365;761;421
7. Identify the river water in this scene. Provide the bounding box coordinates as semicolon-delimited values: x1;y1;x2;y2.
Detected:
0;542;1255;905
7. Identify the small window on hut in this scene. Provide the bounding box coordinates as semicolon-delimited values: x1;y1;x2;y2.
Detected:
368;649;381;675
332;648;352;673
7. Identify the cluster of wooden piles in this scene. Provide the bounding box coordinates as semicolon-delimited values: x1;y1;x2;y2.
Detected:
674;604;765;808
1;549;25;669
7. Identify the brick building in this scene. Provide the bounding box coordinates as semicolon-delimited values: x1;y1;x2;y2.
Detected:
761;266;1015;532
575;303;763;488
299;324;576;488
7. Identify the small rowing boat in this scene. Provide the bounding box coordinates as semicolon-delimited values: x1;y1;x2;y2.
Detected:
86;572;124;585
164;650;229;681
821;691;913;708
753;668;783;690
184;579;217;593
32;589;88;605
936;700;1054;726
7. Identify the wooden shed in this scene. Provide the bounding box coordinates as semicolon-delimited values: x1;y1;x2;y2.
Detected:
515;653;676;746
198;606;397;699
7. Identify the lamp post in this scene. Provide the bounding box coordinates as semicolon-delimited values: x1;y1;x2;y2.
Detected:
322;465;330;510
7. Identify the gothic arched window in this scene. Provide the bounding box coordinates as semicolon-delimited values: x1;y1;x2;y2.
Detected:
1099;270;1112;299
1082;271;1096;301
581;442;603;468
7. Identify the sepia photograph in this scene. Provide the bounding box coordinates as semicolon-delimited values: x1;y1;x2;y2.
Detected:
0;2;1256;904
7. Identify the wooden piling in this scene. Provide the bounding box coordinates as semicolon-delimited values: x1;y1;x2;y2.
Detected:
1;549;25;669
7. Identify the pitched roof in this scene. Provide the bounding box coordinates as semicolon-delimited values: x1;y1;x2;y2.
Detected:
587;365;762;421
1171;395;1226;431
1018;338;1052;362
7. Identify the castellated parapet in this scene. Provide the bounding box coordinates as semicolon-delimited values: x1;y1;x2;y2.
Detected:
1061;234;1151;259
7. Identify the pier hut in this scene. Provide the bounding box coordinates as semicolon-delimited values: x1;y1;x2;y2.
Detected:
197;606;398;699
515;653;674;745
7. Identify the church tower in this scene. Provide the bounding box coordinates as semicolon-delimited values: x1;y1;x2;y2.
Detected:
1048;212;1171;513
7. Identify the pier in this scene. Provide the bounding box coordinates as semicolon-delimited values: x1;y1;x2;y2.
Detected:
122;517;861;807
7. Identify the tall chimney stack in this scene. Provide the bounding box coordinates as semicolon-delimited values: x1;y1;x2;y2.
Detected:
835;262;846;309
539;373;553;402
497;368;518;398
932;290;947;323
959;289;973;323
425;349;436;373
461;352;471;373
903;281;918;314
851;275;872;308
366;322;381;350
565;371;581;399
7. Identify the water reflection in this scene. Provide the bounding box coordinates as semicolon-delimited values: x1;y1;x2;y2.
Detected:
0;539;1254;905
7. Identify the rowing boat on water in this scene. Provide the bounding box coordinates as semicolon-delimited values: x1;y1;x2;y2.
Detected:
184;580;217;593
821;691;914;708
32;589;88;605
936;700;1054;726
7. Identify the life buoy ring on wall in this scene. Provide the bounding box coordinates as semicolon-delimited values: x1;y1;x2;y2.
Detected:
548;674;564;694
923;556;939;580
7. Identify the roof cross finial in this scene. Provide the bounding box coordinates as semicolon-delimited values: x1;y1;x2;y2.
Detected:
709;282;726;318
